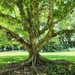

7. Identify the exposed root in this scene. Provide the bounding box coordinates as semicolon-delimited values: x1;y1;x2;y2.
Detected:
31;55;39;74
31;65;38;75
0;57;33;75
38;54;54;64
39;55;73;65
0;54;74;75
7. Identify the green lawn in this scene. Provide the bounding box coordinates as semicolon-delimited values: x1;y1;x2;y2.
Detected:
0;51;75;68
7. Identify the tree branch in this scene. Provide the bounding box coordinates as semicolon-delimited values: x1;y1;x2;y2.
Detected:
30;0;39;36
36;29;75;53
54;5;75;24
0;13;21;23
39;0;54;35
16;0;29;31
35;1;54;52
36;29;53;53
0;25;31;52
39;3;47;11
53;29;75;37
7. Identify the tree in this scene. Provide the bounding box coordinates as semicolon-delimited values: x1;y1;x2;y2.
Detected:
0;0;75;74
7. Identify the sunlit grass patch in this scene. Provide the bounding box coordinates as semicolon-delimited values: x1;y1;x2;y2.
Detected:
0;51;29;56
40;51;75;56
43;55;75;62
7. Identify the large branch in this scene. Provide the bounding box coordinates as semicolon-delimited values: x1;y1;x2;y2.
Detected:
30;0;39;36
36;29;75;53
0;25;31;52
0;13;21;23
16;0;29;31
36;29;53;53
54;5;75;24
53;29;75;37
39;0;54;35
35;1;54;52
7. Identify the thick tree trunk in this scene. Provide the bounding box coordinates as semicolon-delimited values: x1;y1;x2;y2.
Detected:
28;51;39;64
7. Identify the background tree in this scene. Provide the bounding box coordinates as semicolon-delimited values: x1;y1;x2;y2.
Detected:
0;0;75;74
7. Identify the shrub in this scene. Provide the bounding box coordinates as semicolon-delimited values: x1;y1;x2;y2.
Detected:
45;63;75;75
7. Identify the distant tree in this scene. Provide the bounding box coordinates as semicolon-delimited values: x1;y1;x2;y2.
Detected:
42;41;59;52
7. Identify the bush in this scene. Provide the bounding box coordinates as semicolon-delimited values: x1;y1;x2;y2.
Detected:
45;63;75;75
42;42;59;52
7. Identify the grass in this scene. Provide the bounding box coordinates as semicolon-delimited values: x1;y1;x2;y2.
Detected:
0;51;75;68
0;51;28;56
0;55;28;68
44;55;75;62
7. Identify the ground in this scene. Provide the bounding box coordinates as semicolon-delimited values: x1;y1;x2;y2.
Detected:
0;51;75;75
10;64;46;75
0;59;74;75
0;61;47;75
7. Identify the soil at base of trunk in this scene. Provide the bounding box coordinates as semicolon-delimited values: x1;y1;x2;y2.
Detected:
0;62;47;75
12;64;46;75
0;59;75;75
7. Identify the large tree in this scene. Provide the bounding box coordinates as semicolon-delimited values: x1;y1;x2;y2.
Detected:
0;0;75;74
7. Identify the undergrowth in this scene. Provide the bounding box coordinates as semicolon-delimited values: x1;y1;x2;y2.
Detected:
45;63;75;75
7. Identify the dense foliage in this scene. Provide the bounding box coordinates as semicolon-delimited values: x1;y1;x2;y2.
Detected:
46;63;75;75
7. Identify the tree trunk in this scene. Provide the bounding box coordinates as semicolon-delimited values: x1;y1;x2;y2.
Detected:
0;48;73;75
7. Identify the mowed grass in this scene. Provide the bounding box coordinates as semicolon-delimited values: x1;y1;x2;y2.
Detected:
0;51;75;68
41;51;75;62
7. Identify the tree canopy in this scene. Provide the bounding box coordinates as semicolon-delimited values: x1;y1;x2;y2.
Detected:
0;0;75;52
